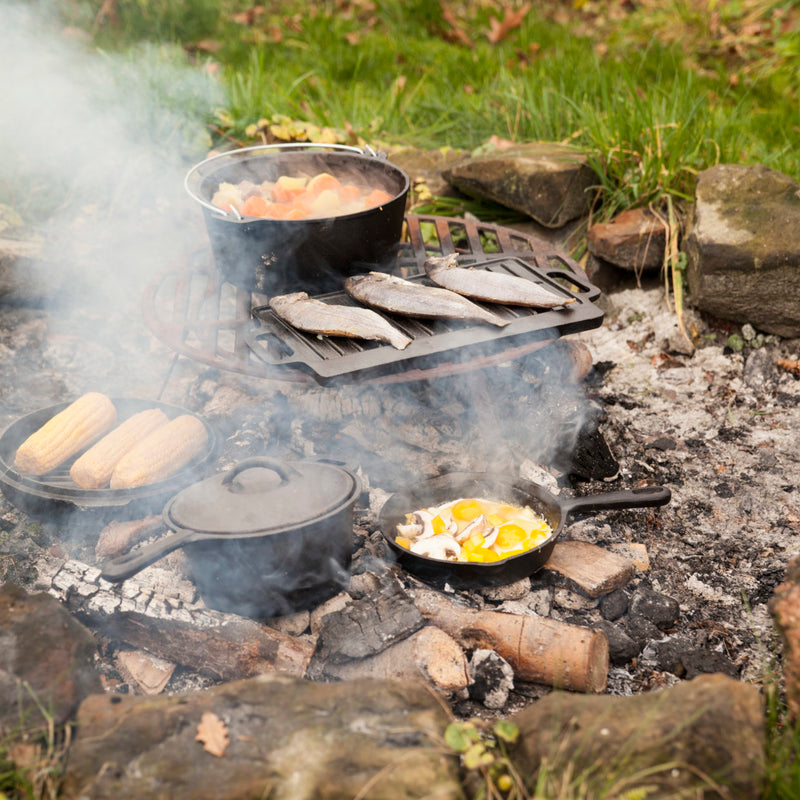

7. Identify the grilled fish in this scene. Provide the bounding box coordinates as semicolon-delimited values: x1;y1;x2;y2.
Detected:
424;253;575;309
344;272;509;327
269;292;412;350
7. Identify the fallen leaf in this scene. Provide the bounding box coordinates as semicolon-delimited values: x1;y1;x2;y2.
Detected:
193;39;222;53
777;358;800;376
487;2;532;45
196;711;230;757
440;1;474;48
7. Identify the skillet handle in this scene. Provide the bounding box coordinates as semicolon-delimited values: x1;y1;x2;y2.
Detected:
559;485;671;519
99;528;195;582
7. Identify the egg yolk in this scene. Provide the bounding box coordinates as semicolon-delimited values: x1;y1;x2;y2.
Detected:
495;523;527;550
462;545;501;563
452;498;484;521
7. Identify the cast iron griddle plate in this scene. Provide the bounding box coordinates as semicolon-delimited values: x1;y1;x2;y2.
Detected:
0;398;217;509
247;255;603;383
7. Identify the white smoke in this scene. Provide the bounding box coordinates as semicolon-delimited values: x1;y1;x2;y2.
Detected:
0;1;224;309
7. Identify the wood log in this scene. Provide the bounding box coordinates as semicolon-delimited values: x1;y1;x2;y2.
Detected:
412;588;608;693
320;626;470;694
36;555;314;681
99;610;315;682
543;540;636;598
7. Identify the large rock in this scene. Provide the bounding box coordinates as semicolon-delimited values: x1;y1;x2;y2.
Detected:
587;207;667;274
0;582;101;735
685;164;800;337
509;674;764;799
62;673;464;800
443;142;597;228
769;555;800;720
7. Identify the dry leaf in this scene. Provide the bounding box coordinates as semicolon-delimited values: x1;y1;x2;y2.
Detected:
193;39;222;54
487;2;532;45
777;358;800;376
196;711;230;757
440;1;474;48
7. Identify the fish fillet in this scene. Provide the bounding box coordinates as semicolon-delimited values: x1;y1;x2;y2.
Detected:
425;253;575;309
269;292;412;350
344;272;509;327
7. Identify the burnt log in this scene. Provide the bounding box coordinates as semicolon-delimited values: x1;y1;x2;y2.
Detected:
34;556;314;682
320;626;471;694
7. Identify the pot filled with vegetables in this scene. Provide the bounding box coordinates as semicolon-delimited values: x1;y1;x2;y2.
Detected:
379;471;671;585
185;143;410;295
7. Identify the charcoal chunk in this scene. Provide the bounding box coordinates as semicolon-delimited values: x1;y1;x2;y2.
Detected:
600;588;629;621
629;587;680;630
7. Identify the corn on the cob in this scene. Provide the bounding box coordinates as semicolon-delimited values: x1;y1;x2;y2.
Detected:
15;392;118;476
69;408;169;489
109;414;209;490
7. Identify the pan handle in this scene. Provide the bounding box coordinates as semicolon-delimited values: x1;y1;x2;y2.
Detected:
99;527;195;582
558;485;671;519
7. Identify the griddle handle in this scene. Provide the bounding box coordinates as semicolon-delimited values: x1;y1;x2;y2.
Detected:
559;485;671;519
99;528;194;582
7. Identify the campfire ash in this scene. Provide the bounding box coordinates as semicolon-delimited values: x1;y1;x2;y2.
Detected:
2;1;679;718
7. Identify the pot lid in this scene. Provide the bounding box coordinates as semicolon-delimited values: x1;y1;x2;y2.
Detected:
164;457;357;536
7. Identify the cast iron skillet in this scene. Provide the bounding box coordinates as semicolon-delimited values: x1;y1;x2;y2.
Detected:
0;398;217;519
379;472;671;585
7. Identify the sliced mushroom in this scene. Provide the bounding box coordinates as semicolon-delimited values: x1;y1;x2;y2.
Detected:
454;514;488;543
482;526;499;549
415;509;438;539
410;533;462;561
396;521;424;540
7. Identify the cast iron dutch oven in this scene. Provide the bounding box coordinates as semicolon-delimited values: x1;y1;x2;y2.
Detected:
379;472;671;585
101;457;361;619
185;143;410;295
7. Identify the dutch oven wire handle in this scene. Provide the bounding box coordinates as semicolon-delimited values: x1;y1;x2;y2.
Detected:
220;456;302;493
558;485;672;520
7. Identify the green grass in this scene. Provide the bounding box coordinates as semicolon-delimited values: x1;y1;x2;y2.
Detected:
8;0;793;239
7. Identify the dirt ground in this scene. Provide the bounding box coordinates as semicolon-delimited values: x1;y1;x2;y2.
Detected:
1;261;798;701
569;280;800;688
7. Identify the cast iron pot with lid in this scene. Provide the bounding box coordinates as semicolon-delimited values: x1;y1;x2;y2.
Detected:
379;472;671;585
185;143;410;295
101;457;361;619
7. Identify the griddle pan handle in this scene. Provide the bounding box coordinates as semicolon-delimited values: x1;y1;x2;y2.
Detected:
99;528;194;582
559;485;671;519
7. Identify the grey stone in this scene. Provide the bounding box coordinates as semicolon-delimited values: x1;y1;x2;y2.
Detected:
743;346;778;391
510;674;765;800
442;142;597;227
681;648;739;680
625;613;664;645
685;163;800;337
593;619;640;665
478;577;531;602
599;588;629;621
468;649;514;709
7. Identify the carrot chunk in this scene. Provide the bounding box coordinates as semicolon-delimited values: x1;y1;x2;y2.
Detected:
338;183;361;203
240;195;269;217
307;172;341;196
362;188;393;209
271;175;308;202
